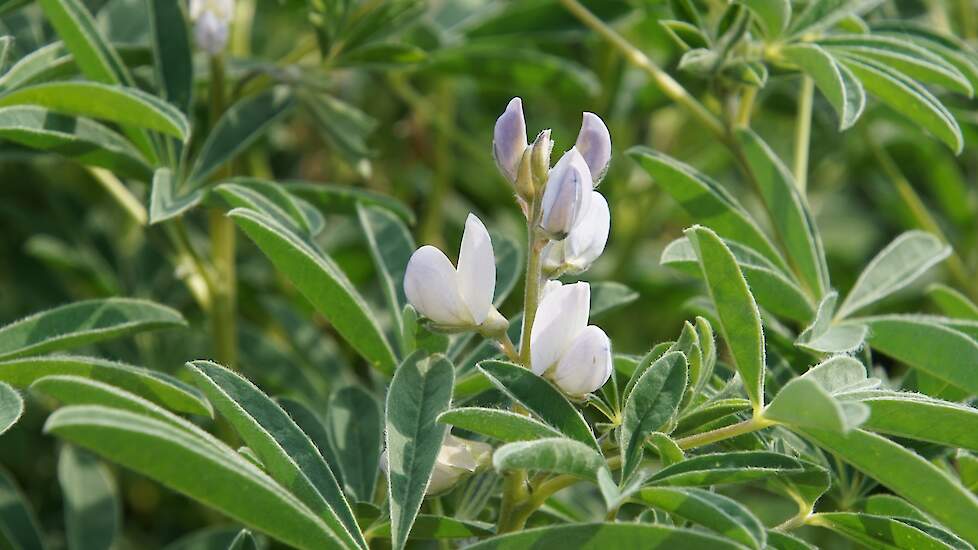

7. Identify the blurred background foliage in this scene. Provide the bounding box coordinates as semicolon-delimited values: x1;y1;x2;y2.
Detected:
0;0;975;547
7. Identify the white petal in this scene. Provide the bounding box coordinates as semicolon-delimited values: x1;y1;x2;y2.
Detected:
194;11;229;55
540;279;563;300
456;214;496;325
493;97;528;184
404;246;471;325
437;434;480;471
575;112;611;185
540;148;591;237
564;191;610;271
426;464;462;495
529;281;590;375
551;325;612;395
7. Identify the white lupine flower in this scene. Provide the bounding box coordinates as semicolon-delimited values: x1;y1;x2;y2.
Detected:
404;214;496;327
574;112;612;185
540;148;593;239
543;191;610;274
493;97;528;185
190;0;234;55
530;282;612;396
381;435;492;495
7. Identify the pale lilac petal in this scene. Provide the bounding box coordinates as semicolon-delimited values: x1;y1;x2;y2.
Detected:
575;112;612;185
530;281;591;376
404;246;470;325
551;325;612;395
456;214;496;325
541;148;592;237
564;191;610;271
493;97;528;184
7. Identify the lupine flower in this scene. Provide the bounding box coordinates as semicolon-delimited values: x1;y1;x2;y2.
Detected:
381;435;492;495
190;0;234;55
575;112;612;184
539;148;593;239
493;97;528;185
543;191;610;274
530;282;612;396
404;214;496;327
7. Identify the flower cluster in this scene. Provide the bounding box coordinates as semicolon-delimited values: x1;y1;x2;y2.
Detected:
403;97;613;398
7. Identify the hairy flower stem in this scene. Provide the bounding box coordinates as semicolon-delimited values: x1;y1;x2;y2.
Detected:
518;200;546;366
207;55;239;368
793;76;814;192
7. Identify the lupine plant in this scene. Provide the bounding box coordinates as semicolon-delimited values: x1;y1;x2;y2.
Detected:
1;0;978;549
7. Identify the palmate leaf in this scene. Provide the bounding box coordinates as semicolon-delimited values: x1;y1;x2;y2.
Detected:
464;522;744;549
0;355;211;416
781;43;865;130
0;106;152;179
229;207;397;374
0;382;22;436
764;377;869;433
287;181;414;224
809;512;963;550
619;352;687;481
684;226;765;412
45;405;346;550
186;361;365;550
0;297;186;360
0;466;44;550
385;352;454;550
59;445;119;550
798;427;978;546
37;0;133;85
637;487;766;549
872;21;978;93
796;292;867;354
437;407;562;443
493;438;605;481
0;82;189;140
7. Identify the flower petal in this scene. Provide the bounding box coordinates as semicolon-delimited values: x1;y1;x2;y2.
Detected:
457;214;496;325
575;112;612;185
530;281;590;376
541;148;591;237
493;97;528;184
564;191;611;272
551;325;613;396
404;245;471;325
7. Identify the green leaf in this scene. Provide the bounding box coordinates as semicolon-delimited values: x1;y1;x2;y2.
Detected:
788;0;884;36
766;530;816;550
357;203;413;355
0;466;44;550
837;231;950;318
861;494;929;521
659;20;709;51
638;486;765;549
478;360;599;451
589;282;639;319
872;22;978;94
628;147;786;271
493;438;605;482
797;355;879;396
841;56;963;153
214;179;320;237
385;352;454;550
464;522;744;549
927;284;978;320
808;512;958;550
0;82;189;140
229;207;397;374
286;181;414;225
684;226;765;412
44;405;345;550
147;0;192;112
796;292;867;353
437;407;562;443
675;398;751;436
856;315;978;395
662;236;814;322
0;106;152;179
781;44;865;130
161;527;246;550
0;355;210;416
37;0;132;85
327;386;383;503
735;128;830;297
276;397;344;498
764;378;869;433
149;168;205;224
304;94;377;162
337;42;427;69
365;515;493;540
620;352;687;481
0;382;22;436
798;427;978;546
187;87;294;186
227;530;258;550
852;392;978;452
59;445;119;550
186;360;364;550
739;0;790;38
0;298;186;360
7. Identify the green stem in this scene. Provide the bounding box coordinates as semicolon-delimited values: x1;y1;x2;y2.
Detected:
674;416;774;450
735;86;758;128
87;167;148;226
793;76;814;192
518;201;545;366
558;0;726;141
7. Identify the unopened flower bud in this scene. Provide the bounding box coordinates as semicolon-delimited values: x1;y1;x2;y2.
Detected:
530;129;553;188
493;97;528;185
575;112;612;185
530;282;612;396
404;214;496;328
543;191;610;275
540;148;592;239
191;0;234;56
